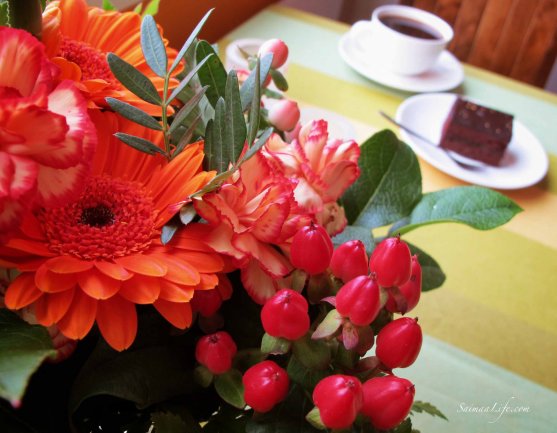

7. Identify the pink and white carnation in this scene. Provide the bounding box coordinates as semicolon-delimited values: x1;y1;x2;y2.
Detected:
0;27;96;242
263;119;360;235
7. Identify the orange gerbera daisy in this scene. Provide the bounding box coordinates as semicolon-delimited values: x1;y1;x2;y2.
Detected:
0;111;221;351
42;0;180;114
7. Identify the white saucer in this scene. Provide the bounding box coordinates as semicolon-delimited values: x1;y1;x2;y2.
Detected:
396;93;549;189
338;32;464;93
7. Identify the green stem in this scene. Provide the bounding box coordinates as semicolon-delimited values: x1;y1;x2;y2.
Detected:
7;0;42;39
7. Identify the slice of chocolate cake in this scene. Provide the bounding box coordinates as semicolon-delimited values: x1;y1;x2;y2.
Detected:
440;98;513;166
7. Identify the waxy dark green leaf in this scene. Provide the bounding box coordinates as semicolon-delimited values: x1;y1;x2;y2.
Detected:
140;14;167;77
0;310;55;403
106;97;162;130
247;58;261;147
169;86;208;134
214;370;245;409
114;132;165;156
169;9;213;74
242;127;273;163
167;56;211;106
196;41;227;108
225;70;247;164
394;186;523;235
107;53;161;105
240;53;273;111
332;224;375;252
342;130;422;228
269;68;288;91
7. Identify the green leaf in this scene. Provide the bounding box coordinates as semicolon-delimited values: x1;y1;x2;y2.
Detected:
242;127;273;163
286;357;329;391
195;40;227;108
0;1;10;26
393;186;523;235
225;70;247;164
114;132;166;156
167;56;212;106
102;0;116;11
170;86;207;134
140;15;167;77
292;334;331;370
169;9;214;75
261;333;291;355
107;53;162;105
179;203;197;225
269;68;288;91
0;310;55;404
151;410;202;433
311;309;342;339
342;130;422;228
193;365;213;388
172;113;202;158
247;58;261;147
160;215;181;245
411;401;448;420
305;407;326;431
106;97;162;130
332;224;375;252
393;418;413;433
212;98;227;172
240;53;273;111
406;242;446;291
214;370;245;409
133;2;143;14
203;405;247;433
142;0;161;17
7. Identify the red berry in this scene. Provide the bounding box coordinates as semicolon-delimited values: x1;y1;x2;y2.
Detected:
361;376;415;430
330;240;369;283
313;375;363;429
290;222;333;275
336;275;382;326
376;317;422;369
258;38;289;69
369;237;412;287
386;255;422;314
243;360;290;412
261;289;310;340
191;288;222;317
195;331;237;374
268;99;300;132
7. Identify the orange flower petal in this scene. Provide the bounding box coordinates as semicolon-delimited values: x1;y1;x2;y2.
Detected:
77;269;121;300
158;280;194;303
118;275;160;304
6;238;57;257
46;255;94;273
174;251;224;274
59;0;89;41
4;273;42;309
154;299;192;329
35;289;75;326
35;264;77;293
95;260;133;281
50;57;82;81
155;255;200;286
57;290;97;340
198;274;219;291
116;254;167;277
96;295;137;351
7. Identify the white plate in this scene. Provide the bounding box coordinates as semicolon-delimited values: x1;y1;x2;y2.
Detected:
396;93;549;189
300;107;357;140
338;32;464;93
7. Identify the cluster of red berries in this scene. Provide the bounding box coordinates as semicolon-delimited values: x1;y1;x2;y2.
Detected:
194;222;425;431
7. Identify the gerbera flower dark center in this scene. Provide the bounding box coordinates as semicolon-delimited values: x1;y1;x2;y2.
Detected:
40;175;156;260
58;36;115;83
80;204;115;227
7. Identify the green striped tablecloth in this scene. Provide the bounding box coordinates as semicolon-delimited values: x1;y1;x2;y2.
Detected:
222;6;557;432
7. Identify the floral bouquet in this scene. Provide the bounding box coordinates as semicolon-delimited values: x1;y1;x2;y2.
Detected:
0;1;521;432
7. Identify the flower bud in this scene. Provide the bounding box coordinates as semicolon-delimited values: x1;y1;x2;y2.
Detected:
268;99;300;132
313;375;363;429
330;240;369;282
336;275;382;326
369;236;412;287
261;289;310;340
258;38;289;69
361;376;415;430
291;222;333;275
195;331;237;374
376;317;422;369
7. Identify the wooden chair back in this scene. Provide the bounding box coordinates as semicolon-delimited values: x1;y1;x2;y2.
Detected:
400;0;557;87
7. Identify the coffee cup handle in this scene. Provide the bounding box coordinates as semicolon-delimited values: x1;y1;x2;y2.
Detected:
348;21;376;56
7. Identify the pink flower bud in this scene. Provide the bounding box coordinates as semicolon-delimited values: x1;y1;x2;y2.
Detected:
268;99;300;132
258;38;289;69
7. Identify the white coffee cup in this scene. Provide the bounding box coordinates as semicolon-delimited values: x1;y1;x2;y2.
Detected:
349;5;453;76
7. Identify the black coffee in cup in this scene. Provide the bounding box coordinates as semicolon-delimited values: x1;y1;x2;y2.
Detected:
379;14;443;40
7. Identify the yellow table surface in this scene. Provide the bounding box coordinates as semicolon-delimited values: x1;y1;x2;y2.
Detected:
222;6;557;433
